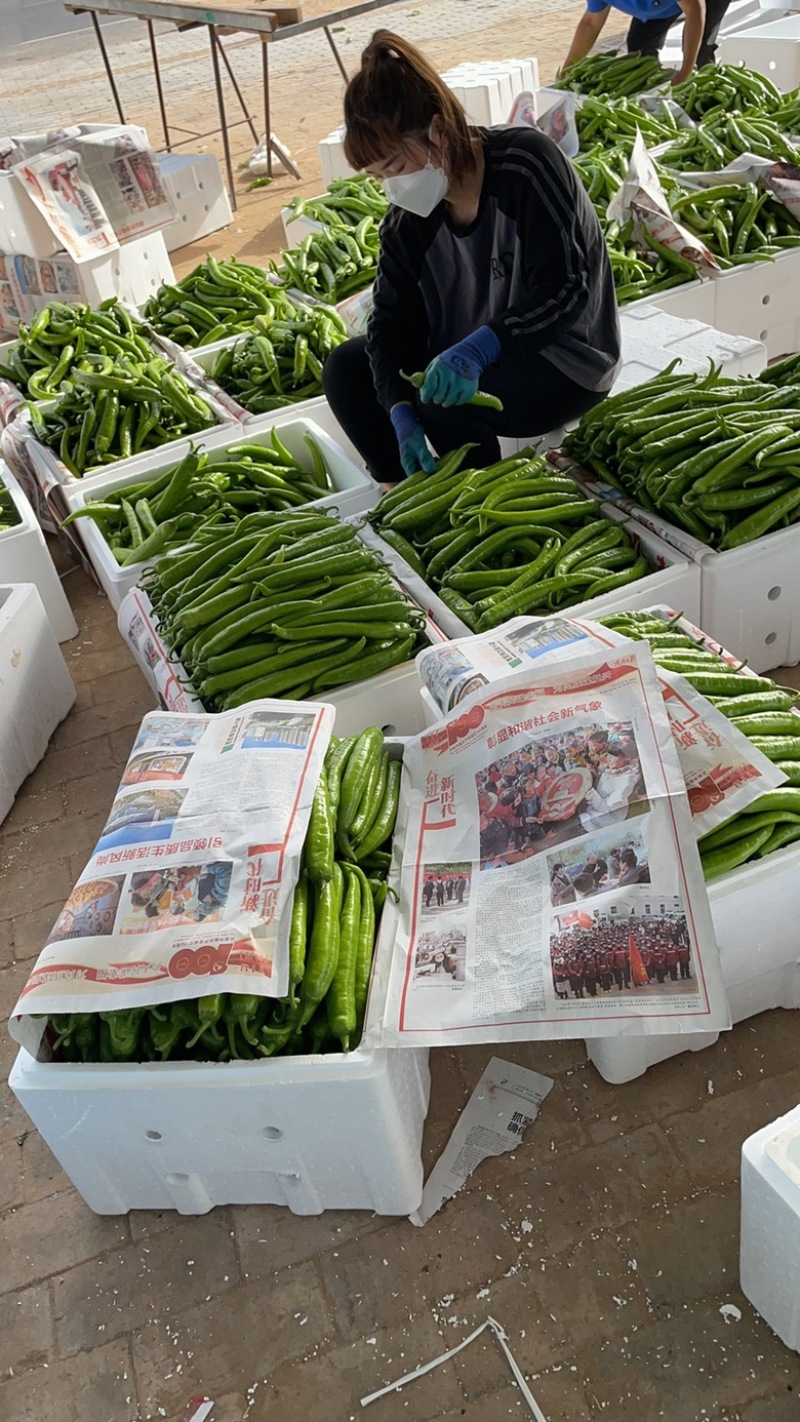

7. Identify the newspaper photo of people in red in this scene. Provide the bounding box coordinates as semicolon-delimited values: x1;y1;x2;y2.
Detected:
550;899;694;1001
476;720;647;868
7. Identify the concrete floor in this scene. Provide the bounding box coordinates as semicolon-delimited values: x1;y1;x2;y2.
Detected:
2;3;800;1418
3;507;800;1422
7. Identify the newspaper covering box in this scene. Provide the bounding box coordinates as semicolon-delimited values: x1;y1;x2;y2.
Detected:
0;582;76;823
157;153;232;253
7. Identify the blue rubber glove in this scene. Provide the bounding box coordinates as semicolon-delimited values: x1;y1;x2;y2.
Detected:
390;402;435;477
420;325;501;408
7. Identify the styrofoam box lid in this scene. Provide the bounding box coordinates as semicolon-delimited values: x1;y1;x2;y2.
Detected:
620;304;768;376
727;13;800;33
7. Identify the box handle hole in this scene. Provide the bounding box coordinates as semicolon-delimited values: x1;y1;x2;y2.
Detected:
762;295;771;306
165;1172;190;1185
765;632;778;646
381;723;397;735
768;586;782;601
262;1126;284;1141
145;1129;162;1141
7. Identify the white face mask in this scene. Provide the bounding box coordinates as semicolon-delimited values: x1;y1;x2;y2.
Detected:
384;159;448;217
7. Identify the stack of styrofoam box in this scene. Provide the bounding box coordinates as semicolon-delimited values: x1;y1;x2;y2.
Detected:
582;610;800;1083
156;153;232;253
358;499;701;640
710;247;800;356
0;582;76;823
66;416;381;611
1;236;174;336
0;463;77;640
318;127;356;187
720;12;800;84
741;1106;800;1353
441;58;540;126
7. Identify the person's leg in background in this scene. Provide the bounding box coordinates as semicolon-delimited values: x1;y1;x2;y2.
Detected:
626;12;676;56
698;0;732;64
322;336;405;483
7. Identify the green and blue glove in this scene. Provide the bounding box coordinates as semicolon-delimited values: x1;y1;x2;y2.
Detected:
420;326;501;408
390;402;435;477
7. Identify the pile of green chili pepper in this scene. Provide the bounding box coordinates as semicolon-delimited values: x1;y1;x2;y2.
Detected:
576;95;677;153
670;182;800;265
598;610;800;878
46;727;400;1062
143;255;281;349
369;448;652;631
28;353;217;477
0;481;20;532
143;508;425;708
773;89;800;136
0;298;156;401
762;351;800;388
284;173;388;229
272;216;380;303
562;365;800;550
206;301;347;412
671;63;782;119
60;428;334;565
555;50;670;97
659;112;800;171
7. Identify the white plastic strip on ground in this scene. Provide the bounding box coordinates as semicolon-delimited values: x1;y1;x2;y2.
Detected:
360;1315;548;1419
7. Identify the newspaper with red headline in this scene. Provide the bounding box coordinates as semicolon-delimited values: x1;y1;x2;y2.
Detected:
10;699;334;1054
367;639;729;1047
415;612;784;840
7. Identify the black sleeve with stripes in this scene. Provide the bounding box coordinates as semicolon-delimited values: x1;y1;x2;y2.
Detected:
487;134;595;355
366;210;431;411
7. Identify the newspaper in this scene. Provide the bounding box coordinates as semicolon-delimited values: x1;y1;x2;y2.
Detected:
675;154;800;224
410;1056;554;1226
368;640;729;1047
607;131;719;274
119;587;204;713
10;699;334;1054
416;613;785;839
10;128;174;262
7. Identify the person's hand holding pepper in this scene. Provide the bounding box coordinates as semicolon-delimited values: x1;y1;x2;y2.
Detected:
420;326;501;408
390;401;435;477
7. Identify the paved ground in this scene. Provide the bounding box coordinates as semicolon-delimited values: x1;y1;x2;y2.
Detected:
3;3;800;1419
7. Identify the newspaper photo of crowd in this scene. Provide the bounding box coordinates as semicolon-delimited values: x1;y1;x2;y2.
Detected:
421;864;471;914
413;928;467;983
548;827;650;907
550;903;693;1000
476;720;647;868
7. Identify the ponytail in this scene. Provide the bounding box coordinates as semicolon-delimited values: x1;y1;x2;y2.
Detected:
343;30;477;182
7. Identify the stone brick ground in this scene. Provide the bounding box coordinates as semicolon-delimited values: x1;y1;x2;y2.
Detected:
2;2;800;1418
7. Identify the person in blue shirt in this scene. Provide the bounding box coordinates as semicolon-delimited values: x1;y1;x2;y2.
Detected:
561;0;730;86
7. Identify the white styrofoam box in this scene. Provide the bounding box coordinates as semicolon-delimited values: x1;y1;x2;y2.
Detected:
156;153;232;253
268;394;365;470
66;417;381;610
624;277;717;325
712;248;800;349
0;582;76;823
319;128;356;186
23;378;234;496
280;205;324;246
586;837;800;1082
619;304;767;379
325;662;428;738
0;173;62;259
534;86;562;119
0;463;77;641
720;14;800;86
8;1039;430;1215
8;235;174;316
447;79;504;127
183;334;337;427
358;503;701;640
741;1104;800;1352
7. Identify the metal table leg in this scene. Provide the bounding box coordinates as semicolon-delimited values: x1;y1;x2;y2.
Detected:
208;24;237;211
216;34;259;144
323;25;348;82
147;20;171;152
90;12;127;124
262;38;273;179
